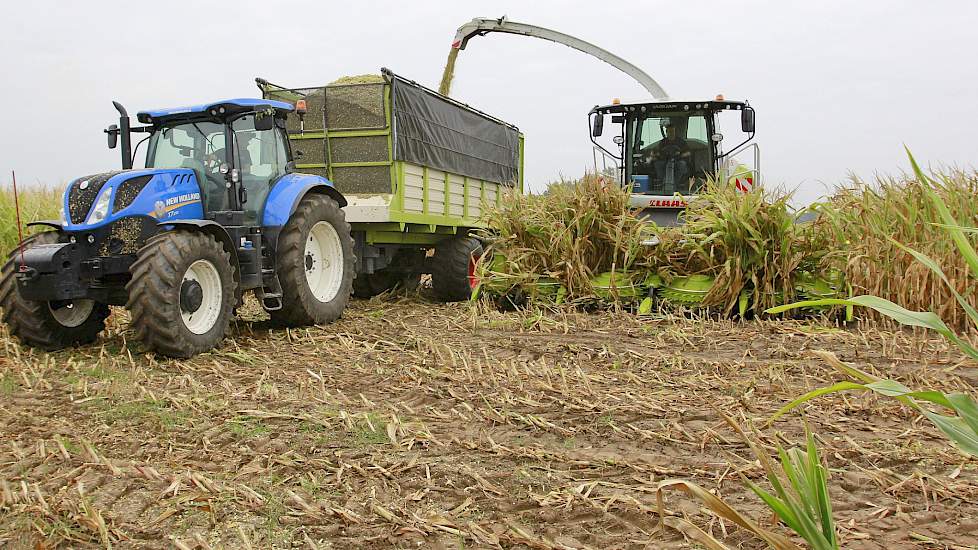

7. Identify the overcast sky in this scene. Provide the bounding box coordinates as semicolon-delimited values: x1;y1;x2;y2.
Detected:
1;0;975;203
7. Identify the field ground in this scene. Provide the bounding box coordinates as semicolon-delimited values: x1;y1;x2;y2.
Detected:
1;297;977;549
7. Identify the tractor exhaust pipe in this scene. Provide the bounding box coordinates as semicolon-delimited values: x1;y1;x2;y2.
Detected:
112;101;133;170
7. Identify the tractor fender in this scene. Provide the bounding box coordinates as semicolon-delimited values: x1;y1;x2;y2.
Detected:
157;220;241;287
26;220;64;231
262;174;347;229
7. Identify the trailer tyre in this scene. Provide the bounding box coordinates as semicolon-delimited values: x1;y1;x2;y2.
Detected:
431;236;483;302
353;270;422;298
271;194;354;326
0;232;110;350
353;250;424;298
126;231;235;358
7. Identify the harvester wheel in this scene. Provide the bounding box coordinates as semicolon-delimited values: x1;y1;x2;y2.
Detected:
126;231;235;358
431;236;483;302
0;232;110;350
271;194;354;326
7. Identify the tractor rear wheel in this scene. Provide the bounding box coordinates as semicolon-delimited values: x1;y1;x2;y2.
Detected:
271;194;354;326
431;236;483;302
126;231;235;358
0;232;110;350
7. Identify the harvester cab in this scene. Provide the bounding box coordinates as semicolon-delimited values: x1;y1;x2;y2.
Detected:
590;98;759;225
1;99;355;358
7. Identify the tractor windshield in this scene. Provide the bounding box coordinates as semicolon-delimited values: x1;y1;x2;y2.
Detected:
629;113;712;195
146;121;229;211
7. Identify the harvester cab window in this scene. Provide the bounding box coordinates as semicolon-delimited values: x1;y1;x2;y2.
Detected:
630;114;712;195
146;121;228;211
231;115;289;224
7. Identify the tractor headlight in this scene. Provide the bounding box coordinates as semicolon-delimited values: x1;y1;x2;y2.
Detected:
85;185;113;225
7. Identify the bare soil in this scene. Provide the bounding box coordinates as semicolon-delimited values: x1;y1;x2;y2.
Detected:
1;297;977;549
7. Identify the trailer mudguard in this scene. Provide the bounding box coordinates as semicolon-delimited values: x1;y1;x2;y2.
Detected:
262;173;347;229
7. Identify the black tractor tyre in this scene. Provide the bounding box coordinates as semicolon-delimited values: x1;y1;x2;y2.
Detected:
431;236;483;302
126;231;236;358
0;232;110;350
270;194;355;327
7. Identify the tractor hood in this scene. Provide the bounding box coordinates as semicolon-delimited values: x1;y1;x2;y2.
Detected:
62;168;204;230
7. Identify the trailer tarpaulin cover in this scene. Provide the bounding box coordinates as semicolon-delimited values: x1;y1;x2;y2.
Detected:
392;78;519;185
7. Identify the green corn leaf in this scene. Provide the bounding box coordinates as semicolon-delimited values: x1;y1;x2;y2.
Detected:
917;409;978;457
770;381;869;422
947;393;978;435
767;296;978;360
774;378;978;457
906;149;978;277
888;237;978;330
931;222;978;234
807;430;837;546
744;480;804;535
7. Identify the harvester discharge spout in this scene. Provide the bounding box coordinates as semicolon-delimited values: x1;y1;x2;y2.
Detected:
449;16;669;100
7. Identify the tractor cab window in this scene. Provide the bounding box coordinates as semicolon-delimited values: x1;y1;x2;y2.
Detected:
630;113;712;195
146;121;229;211
231;115;289;224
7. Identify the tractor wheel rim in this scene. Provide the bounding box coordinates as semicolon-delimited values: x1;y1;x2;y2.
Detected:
181;259;223;335
48;299;95;328
305;221;344;303
467;252;481;290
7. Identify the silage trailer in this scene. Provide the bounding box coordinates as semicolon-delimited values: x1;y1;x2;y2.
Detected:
257;69;524;301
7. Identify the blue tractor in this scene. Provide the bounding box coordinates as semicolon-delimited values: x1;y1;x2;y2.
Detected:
0;99;355;357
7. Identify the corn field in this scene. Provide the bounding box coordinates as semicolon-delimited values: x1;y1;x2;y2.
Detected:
1;169;978;548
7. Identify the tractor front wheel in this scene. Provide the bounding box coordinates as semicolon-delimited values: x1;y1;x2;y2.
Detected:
431;236;483;302
126;231;235;358
271;194;355;326
0;232;110;350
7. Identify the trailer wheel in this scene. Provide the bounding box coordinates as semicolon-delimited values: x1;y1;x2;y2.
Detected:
271;194;354;326
0;232;110;350
431;236;483;302
126;231;235;358
353;250;423;298
353;270;422;298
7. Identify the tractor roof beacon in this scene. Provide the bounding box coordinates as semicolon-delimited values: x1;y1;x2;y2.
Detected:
0;98;356;358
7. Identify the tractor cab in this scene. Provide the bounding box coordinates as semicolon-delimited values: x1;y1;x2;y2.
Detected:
130;99;295;224
589;98;758;225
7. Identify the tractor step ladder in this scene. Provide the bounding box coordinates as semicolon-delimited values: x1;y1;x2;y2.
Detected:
260;269;284;311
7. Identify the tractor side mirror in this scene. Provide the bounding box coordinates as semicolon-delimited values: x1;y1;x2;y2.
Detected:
741;107;755;134
255;112;276;131
591;113;604;137
106;124;119;149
